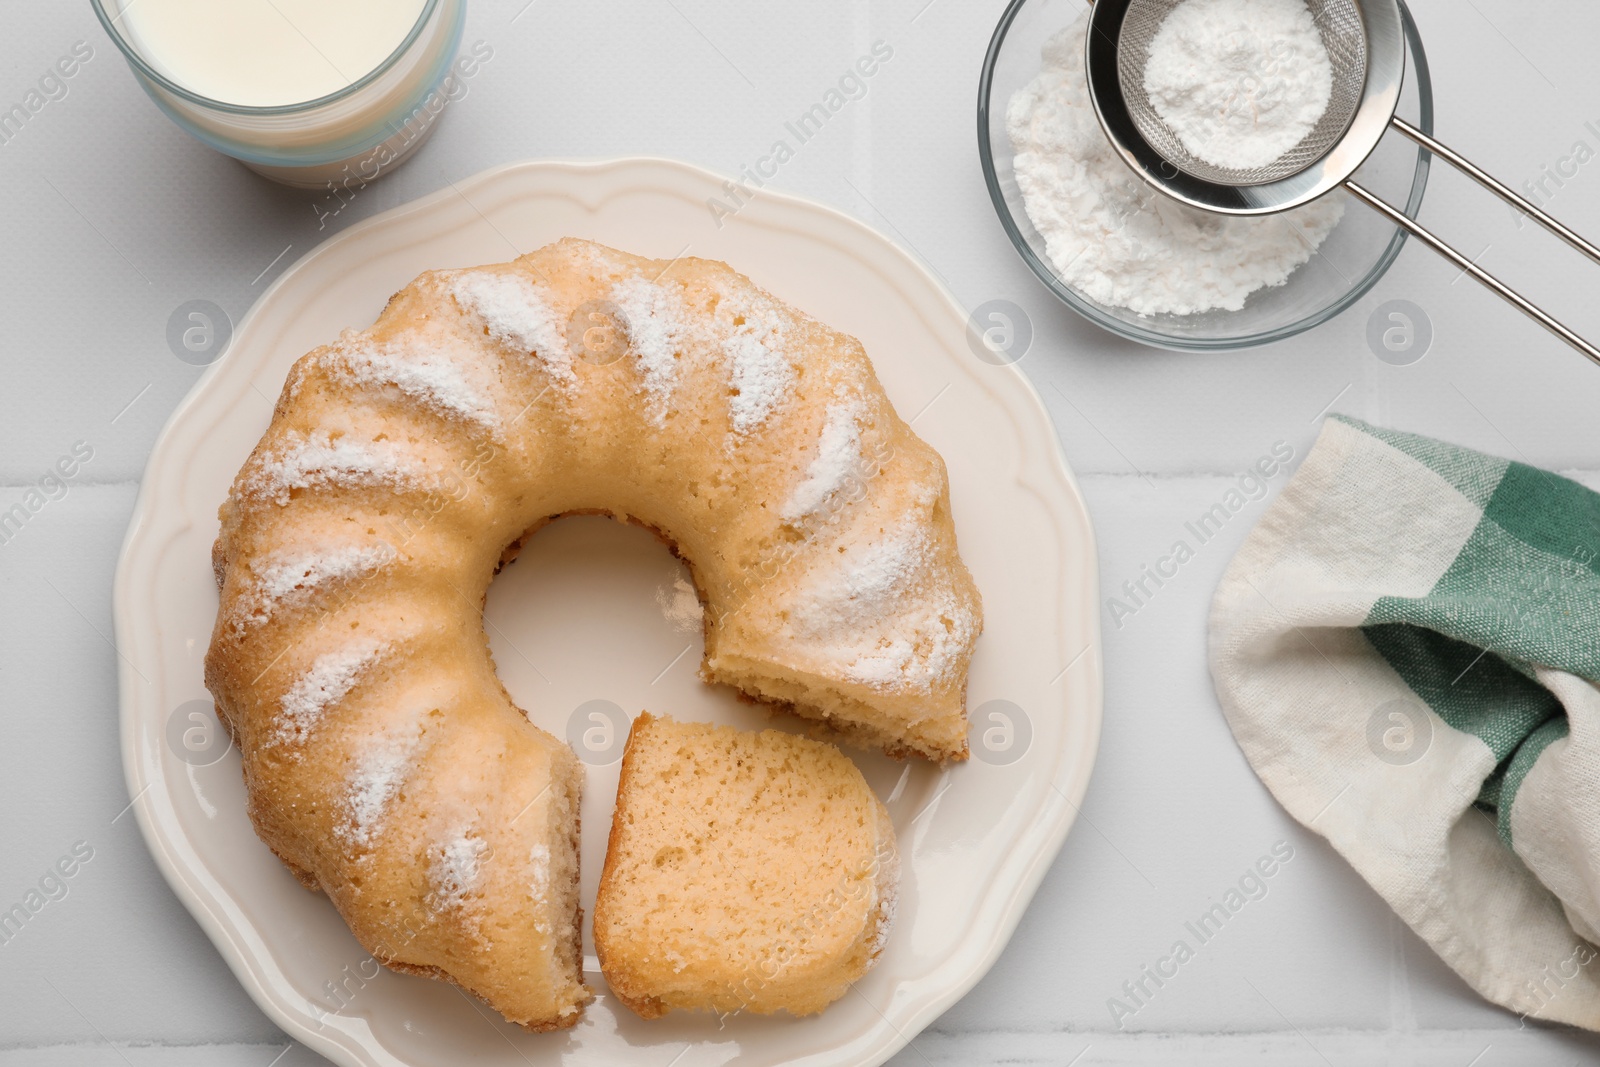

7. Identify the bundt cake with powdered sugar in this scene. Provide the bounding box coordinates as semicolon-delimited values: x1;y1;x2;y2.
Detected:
203;238;981;1029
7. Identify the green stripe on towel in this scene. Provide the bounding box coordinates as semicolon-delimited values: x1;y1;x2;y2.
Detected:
1361;622;1564;840
1343;417;1600;848
1210;415;1600;1031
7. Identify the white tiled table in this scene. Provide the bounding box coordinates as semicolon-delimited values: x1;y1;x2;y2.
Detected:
4;1;1600;1063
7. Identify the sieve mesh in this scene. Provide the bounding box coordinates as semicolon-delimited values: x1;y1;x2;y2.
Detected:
1115;0;1369;186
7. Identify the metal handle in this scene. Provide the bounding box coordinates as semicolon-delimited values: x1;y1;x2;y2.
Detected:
1342;118;1600;367
1390;116;1600;268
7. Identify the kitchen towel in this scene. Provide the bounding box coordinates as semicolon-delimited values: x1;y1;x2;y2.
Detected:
1210;414;1600;1029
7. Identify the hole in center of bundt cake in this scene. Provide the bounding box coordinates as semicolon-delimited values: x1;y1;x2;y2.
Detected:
476;512;929;962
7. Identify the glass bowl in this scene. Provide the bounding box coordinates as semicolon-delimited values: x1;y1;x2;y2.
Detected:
978;0;1435;351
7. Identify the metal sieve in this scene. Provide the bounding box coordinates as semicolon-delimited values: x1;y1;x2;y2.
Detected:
1086;0;1600;365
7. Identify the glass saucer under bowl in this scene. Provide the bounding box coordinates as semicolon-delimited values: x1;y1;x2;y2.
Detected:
978;0;1434;351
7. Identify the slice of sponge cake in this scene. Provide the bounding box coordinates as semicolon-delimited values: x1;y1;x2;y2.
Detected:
594;713;898;1018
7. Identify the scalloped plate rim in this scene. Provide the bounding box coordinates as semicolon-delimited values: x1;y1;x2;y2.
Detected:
112;156;1103;1067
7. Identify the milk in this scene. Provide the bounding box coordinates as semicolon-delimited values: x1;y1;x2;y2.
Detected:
115;0;427;107
98;0;461;186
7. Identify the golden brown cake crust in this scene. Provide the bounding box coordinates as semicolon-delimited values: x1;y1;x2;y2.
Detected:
594;717;669;1020
204;238;977;1030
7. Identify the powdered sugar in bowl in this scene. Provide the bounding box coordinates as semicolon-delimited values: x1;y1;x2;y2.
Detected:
979;0;1435;351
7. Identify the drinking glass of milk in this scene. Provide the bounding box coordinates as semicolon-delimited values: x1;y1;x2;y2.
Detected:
92;0;464;188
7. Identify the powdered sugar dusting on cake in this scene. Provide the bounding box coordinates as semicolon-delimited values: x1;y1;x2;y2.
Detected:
528;842;551;901
273;639;388;747
341;723;424;848
844;590;977;692
610;274;688;424
448;270;575;385
243;431;424;506
528;842;553;935
710;286;796;436
724;307;793;435
782;400;865;522
798;521;931;632
428;825;490;917
234;542;395;634
320;336;501;433
791;519;977;691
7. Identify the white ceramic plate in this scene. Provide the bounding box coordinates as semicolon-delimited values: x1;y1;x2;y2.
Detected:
113;158;1102;1067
